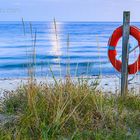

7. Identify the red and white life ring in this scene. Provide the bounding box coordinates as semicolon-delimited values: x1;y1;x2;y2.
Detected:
108;25;140;74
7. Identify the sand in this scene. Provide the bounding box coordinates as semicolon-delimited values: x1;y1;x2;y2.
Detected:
0;75;140;94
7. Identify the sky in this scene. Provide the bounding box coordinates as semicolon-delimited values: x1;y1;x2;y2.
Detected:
0;0;140;21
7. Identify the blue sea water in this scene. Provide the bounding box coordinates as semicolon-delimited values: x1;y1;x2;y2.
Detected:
0;21;139;78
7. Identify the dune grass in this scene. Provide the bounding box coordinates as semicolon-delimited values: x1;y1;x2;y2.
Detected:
0;78;139;140
0;20;139;140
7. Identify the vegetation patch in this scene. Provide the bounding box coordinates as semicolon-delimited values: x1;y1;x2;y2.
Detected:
0;78;139;140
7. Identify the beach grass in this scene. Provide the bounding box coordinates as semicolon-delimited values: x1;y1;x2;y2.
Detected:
0;20;139;140
0;78;139;139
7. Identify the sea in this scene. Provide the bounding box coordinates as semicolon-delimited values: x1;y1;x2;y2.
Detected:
0;21;139;78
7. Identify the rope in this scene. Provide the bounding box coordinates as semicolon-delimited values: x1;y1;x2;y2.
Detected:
113;44;139;80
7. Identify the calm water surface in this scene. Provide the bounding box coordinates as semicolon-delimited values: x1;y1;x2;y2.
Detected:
0;21;139;78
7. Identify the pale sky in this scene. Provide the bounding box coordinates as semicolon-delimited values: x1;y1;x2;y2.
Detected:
0;0;140;21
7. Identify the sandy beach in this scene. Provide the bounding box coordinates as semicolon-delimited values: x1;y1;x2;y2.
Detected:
0;75;140;94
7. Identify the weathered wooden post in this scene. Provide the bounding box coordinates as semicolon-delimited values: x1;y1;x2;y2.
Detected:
121;11;130;96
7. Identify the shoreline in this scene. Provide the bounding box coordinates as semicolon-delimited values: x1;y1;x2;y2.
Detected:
0;75;140;93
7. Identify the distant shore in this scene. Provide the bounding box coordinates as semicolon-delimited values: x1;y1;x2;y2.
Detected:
0;75;140;94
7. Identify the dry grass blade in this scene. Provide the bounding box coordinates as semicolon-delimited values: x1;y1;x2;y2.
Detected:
22;18;26;36
66;34;71;77
53;18;62;78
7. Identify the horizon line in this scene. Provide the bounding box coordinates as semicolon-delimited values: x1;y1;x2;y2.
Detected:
0;20;140;22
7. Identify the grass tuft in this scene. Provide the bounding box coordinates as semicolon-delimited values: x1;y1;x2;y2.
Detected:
0;79;139;139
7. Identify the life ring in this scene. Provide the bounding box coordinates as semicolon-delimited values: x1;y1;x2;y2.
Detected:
108;25;140;74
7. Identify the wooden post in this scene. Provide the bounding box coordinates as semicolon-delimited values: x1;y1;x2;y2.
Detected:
121;11;130;96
